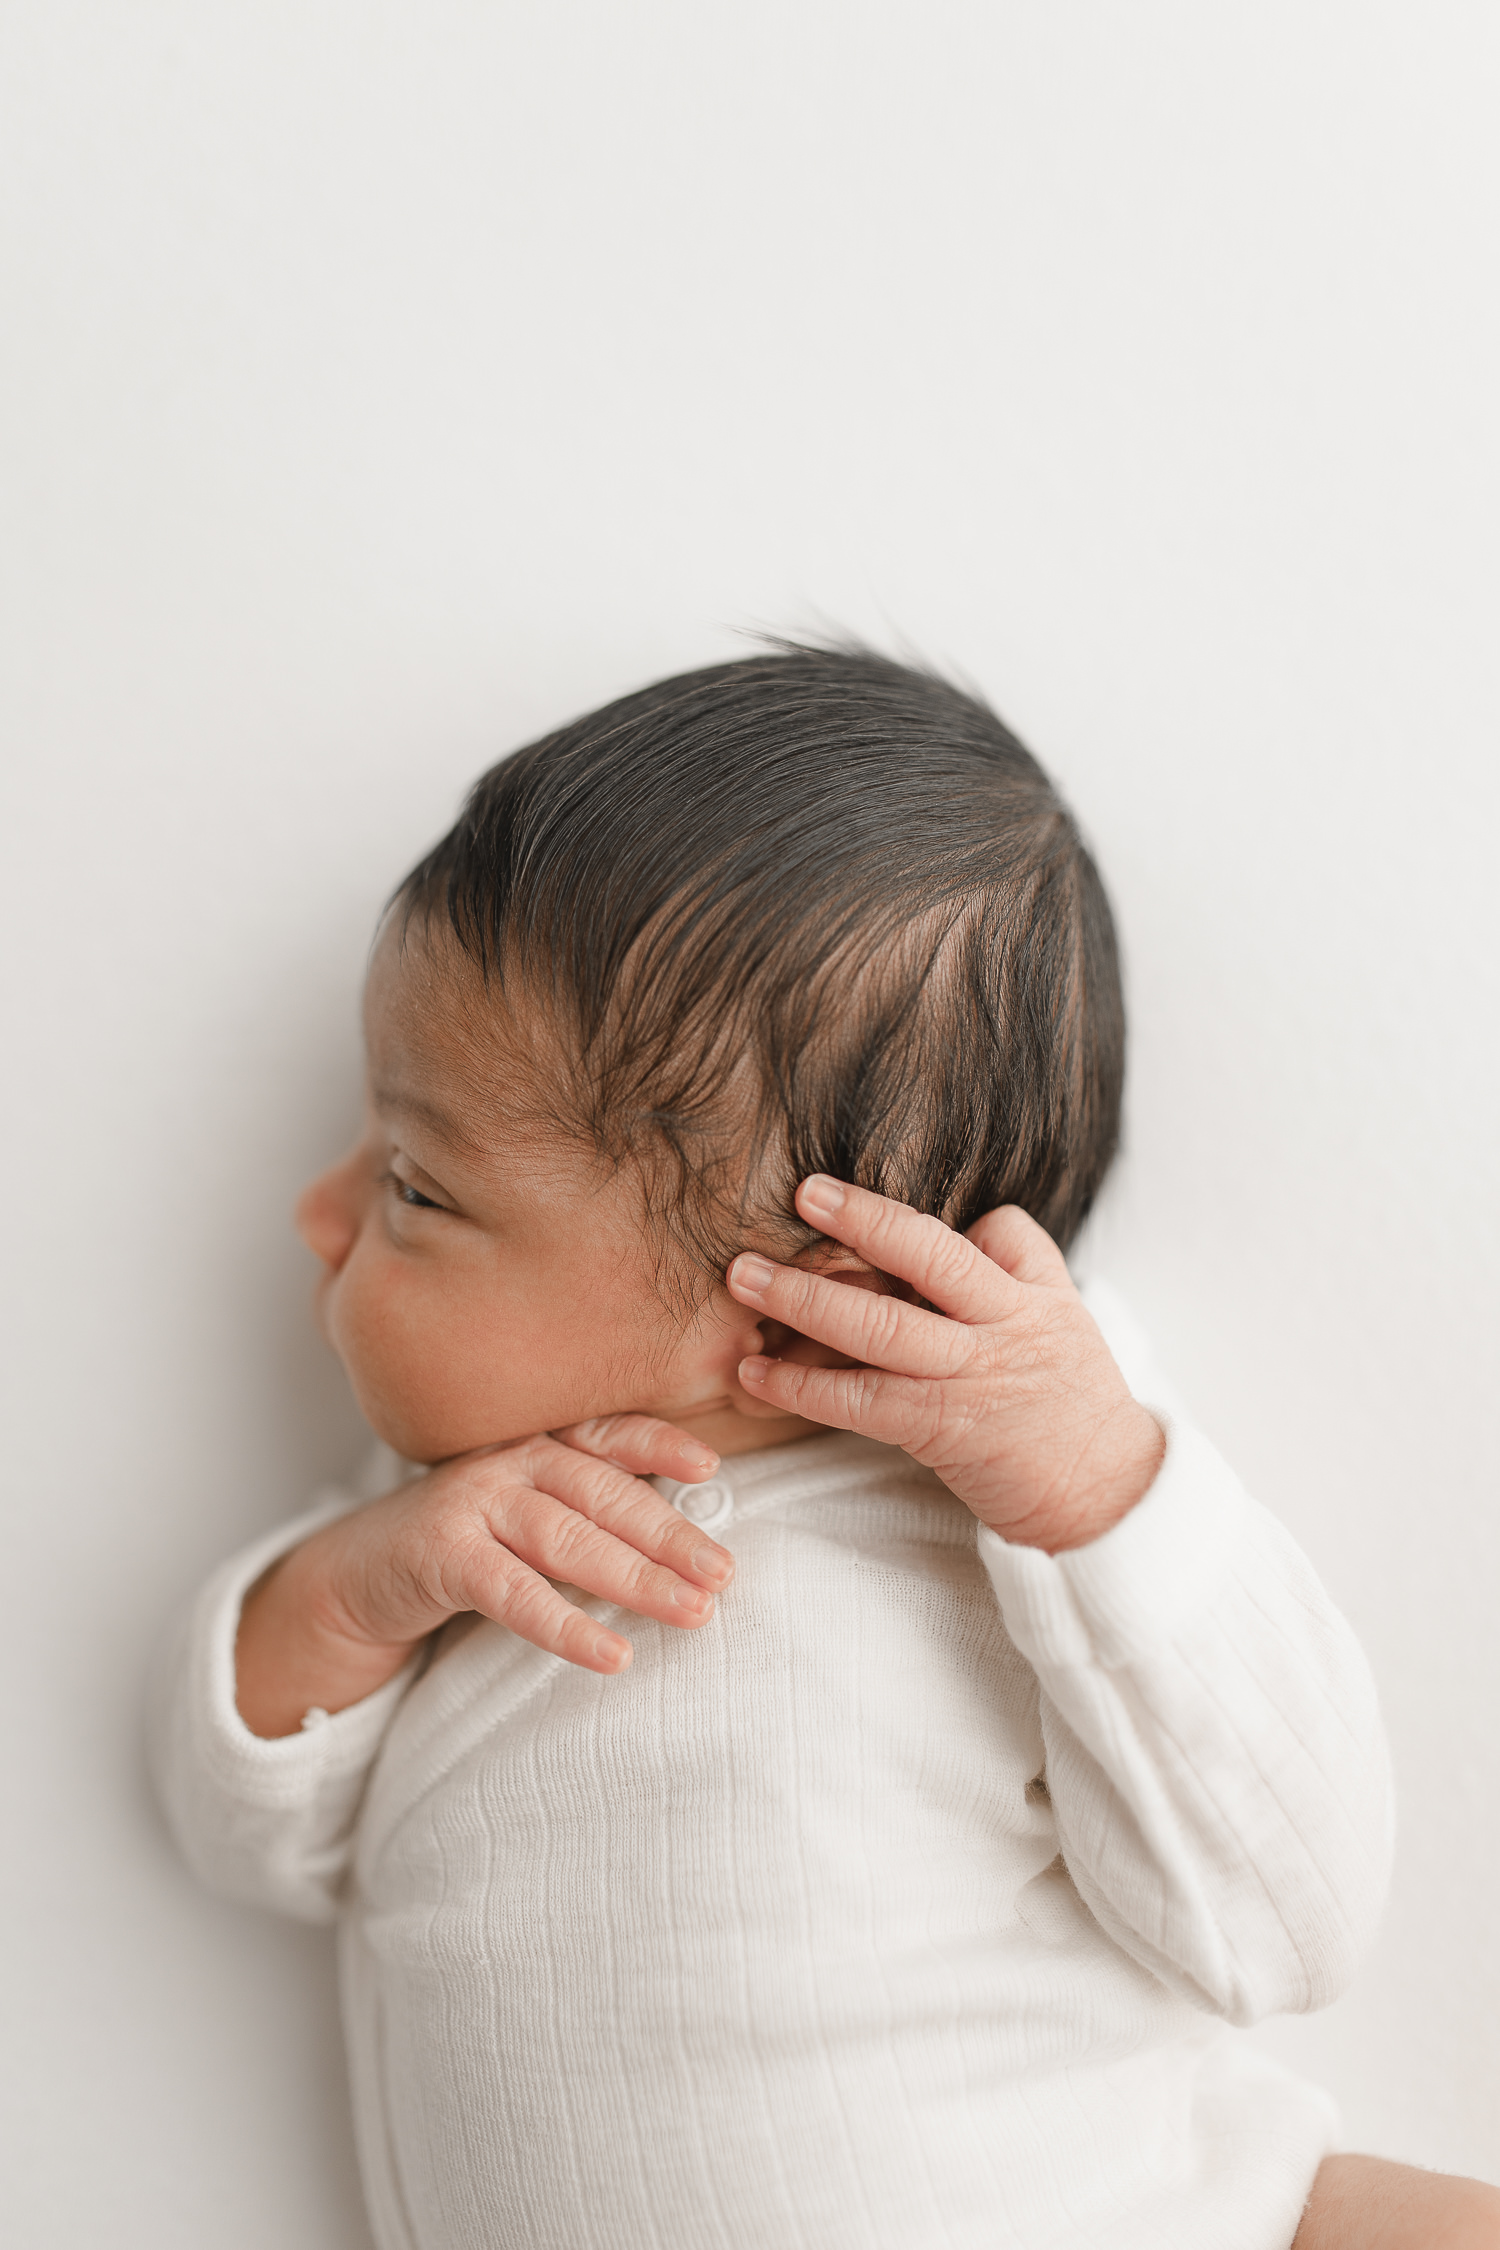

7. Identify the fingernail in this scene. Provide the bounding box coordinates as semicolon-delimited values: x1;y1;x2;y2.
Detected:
678;1441;719;1471
738;1355;772;1383
673;1584;714;1618
800;1174;845;1218
730;1253;775;1295
693;1546;734;1587
595;1633;631;1669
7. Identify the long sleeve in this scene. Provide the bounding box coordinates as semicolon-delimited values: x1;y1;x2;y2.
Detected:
978;1402;1394;2026
148;1489;420;1923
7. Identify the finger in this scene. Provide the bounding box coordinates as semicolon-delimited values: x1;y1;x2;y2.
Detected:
484;1483;726;1635
726;1254;975;1377
964;1203;1070;1289
478;1441;734;1590
450;1541;635;1675
737;1353;944;1453
553;1412;720;1483
793;1176;1020;1321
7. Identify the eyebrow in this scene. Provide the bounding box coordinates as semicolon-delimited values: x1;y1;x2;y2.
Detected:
370;1083;469;1145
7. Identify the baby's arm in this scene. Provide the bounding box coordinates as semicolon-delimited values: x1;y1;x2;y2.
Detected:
151;1420;732;1918
150;1486;418;1921
978;1411;1392;2020
728;1181;1394;2021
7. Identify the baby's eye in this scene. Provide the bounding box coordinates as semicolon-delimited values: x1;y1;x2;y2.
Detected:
377;1170;444;1212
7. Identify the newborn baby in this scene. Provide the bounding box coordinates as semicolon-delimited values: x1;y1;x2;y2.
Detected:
155;646;1493;2247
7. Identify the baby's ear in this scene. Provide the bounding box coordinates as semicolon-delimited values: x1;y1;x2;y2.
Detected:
794;1240;906;1299
753;1238;910;1371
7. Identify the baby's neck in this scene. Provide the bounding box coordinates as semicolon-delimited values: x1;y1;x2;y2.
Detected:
655;1395;838;1460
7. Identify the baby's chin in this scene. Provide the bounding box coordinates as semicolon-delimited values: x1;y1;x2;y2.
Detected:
344;1384;570;1469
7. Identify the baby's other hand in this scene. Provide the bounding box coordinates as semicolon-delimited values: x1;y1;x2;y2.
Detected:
235;1431;734;1735
727;1178;1164;1553
328;1434;734;1669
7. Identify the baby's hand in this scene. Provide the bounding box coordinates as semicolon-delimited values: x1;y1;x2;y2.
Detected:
728;1178;1164;1553
235;1422;732;1736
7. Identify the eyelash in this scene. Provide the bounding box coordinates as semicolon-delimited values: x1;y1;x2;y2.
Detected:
377;1169;443;1212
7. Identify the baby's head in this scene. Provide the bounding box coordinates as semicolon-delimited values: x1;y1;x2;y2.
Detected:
296;646;1123;1465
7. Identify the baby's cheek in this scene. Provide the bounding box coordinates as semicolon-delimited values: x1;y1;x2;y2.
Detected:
324;1274;588;1457
319;1261;448;1448
322;1289;414;1447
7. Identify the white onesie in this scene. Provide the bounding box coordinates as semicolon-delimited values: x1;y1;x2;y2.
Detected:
150;1287;1392;2250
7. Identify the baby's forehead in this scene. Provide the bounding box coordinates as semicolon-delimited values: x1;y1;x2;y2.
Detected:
364;917;567;1154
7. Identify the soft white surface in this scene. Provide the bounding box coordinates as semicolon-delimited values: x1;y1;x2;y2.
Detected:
150;1401;1383;2250
2;4;1497;2243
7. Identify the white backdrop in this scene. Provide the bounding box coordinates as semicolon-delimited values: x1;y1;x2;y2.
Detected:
3;5;1497;2242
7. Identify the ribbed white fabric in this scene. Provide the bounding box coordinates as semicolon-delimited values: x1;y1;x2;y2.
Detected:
150;1288;1393;2250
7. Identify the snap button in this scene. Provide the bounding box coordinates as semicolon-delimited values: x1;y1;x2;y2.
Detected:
672;1478;734;1534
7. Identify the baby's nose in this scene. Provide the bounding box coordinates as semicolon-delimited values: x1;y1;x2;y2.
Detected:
294;1170;356;1270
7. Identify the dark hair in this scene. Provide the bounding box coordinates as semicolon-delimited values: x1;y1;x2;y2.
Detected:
397;644;1124;1282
